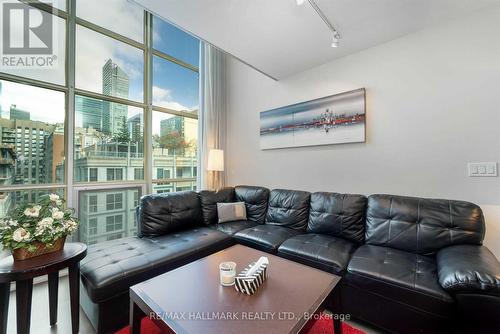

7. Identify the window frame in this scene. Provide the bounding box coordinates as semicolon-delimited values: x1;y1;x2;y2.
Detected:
0;0;199;245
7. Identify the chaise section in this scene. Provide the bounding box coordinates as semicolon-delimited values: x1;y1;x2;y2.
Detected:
80;228;232;303
278;234;356;274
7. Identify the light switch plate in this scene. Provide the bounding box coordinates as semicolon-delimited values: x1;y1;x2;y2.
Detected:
468;162;497;177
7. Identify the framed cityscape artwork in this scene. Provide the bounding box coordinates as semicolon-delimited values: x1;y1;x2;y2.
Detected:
260;88;366;149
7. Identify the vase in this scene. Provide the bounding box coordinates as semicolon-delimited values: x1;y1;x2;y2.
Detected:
12;236;66;261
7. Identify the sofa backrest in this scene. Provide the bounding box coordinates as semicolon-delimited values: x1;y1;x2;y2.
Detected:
365;194;485;255
199;187;235;225
137;191;202;237
266;189;311;231
235;185;270;224
308;192;367;244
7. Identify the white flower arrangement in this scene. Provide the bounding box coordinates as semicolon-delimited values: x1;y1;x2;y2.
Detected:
0;194;79;252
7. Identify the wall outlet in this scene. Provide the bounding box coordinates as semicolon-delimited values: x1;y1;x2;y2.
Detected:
468;162;497;177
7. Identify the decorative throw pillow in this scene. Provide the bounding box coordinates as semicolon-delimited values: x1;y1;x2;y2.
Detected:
217;202;247;223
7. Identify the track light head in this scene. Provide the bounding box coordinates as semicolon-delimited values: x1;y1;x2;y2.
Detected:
331;31;341;48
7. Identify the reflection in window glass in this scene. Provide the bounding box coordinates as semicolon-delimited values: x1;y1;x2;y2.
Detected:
153;56;199;111
0;188;65;222
78;188;140;245
76;25;144;102
0;80;65;185
1;11;66;85
153;181;196;194
41;0;66;11
151;111;197;192
76;0;143;42
74;95;144;182
153;16;200;68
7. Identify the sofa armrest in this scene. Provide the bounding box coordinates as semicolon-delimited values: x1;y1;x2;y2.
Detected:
437;244;500;294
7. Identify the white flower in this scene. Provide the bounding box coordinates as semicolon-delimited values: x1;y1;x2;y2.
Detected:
8;220;18;227
24;206;41;218
63;220;78;233
38;217;54;228
56;200;62;206
49;194;60;202
12;228;31;242
52;210;64;220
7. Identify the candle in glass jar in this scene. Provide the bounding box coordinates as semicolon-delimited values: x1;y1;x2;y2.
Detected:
219;261;236;286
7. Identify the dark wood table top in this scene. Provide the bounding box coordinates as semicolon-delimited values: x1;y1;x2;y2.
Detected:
0;242;87;282
130;244;340;334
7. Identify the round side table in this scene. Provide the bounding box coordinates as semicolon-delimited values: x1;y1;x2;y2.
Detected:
0;242;87;334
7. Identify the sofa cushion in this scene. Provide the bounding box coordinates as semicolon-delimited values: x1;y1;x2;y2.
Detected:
266;189;311;231
235;185;270;224
366;194;485;255
80;227;233;303
137;191;202;237
234;225;302;253
199;187;235;225
345;245;454;317
209;220;258;236
308;192;367;244
278;234;357;275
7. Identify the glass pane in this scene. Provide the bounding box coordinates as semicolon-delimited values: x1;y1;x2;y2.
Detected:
76;25;144;102
77;188;141;245
74;95;144;182
152;111;197;183
0;188;65;230
0;9;66;85
34;0;66;11
76;0;143;42
0;80;65;185
153;16;200;68
153;181;196;194
152;56;199;112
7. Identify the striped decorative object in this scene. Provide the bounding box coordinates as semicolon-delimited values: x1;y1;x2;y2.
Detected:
234;262;268;295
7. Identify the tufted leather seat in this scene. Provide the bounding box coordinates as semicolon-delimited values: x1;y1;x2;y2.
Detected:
210;220;258;236
80;227;232;303
346;244;454;318
234;225;302;253
278;234;357;274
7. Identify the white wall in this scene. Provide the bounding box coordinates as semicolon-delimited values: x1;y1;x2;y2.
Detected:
225;6;500;256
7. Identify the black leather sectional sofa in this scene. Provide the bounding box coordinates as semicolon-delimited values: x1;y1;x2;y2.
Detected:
80;186;500;334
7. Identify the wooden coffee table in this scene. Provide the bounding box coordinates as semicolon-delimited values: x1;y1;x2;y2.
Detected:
130;244;341;334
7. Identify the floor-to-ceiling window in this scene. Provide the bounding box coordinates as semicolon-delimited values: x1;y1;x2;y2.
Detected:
0;0;200;245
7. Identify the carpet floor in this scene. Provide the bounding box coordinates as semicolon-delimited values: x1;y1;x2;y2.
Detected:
116;313;366;334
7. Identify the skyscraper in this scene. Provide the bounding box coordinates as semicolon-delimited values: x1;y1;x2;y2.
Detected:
76;95;103;131
102;59;129;136
127;113;143;143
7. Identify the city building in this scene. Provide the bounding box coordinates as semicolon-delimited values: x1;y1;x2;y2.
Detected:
127;113;143;143
159;115;197;155
76;95;103;132
102;59;129;136
9;105;30;120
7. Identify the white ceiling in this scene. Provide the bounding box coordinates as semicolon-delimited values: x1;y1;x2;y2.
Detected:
132;0;500;80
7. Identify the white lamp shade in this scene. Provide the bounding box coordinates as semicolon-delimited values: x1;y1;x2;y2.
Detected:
207;149;224;171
